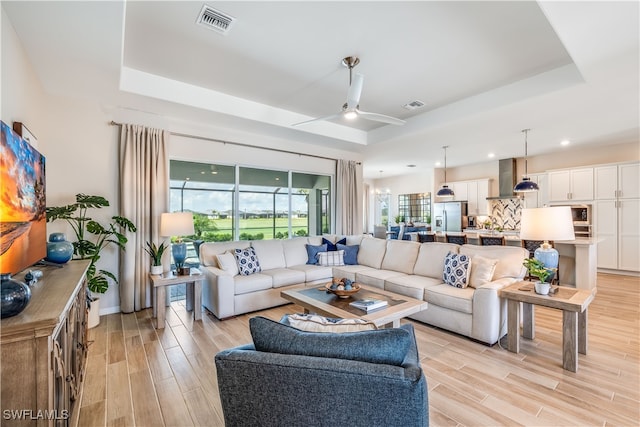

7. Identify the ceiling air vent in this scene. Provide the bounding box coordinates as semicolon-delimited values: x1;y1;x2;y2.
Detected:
402;100;425;110
196;5;236;35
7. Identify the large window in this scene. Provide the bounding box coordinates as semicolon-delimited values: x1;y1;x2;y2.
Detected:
170;161;332;242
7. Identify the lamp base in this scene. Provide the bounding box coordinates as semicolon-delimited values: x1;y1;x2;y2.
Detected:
534;243;558;283
172;242;187;269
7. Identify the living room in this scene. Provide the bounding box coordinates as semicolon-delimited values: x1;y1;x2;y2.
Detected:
1;2;639;426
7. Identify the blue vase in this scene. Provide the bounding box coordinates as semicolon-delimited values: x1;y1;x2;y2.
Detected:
46;232;74;264
1;273;31;318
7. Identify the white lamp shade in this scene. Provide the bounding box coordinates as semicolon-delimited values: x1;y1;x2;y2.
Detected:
520;207;575;241
160;212;195;237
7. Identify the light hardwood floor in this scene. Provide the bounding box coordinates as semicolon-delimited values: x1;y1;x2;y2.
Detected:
78;273;639;426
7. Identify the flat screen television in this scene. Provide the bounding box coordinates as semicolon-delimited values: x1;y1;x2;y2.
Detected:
0;121;47;275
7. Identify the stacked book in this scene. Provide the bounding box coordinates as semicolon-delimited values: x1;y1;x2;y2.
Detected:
349;298;388;312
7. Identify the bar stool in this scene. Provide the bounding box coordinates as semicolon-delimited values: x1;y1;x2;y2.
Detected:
479;235;505;246
445;234;467;245
418;232;436;243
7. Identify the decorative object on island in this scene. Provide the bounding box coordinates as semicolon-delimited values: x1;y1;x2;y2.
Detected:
0;273;32;318
520;206;575;283
45;232;74;264
326;278;360;298
514;128;540;192
46;194;137;294
436;145;455;198
0;121;47;277
160;212;195;275
522;258;554;295
144;241;168;275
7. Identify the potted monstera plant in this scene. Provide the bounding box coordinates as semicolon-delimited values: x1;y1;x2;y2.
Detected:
523;258;556;295
46;194;136;327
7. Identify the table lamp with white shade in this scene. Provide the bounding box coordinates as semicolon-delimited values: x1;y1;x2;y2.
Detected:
160;212;195;273
519;206;575;277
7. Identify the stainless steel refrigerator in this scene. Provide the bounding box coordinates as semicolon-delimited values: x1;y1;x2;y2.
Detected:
433;201;468;232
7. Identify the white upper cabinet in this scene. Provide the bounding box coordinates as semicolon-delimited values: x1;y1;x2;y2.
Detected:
522;173;548;208
450;179;490;216
595;165;617;199
595;162;639;200
548;168;594;202
618;163;640;199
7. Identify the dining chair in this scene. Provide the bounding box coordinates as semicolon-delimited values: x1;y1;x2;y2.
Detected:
479;235;505;246
418;232;436;243
445;234;467;245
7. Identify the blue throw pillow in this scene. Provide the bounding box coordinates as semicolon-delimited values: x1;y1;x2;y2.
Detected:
305;244;327;265
337;243;359;265
250;316;412;366
443;251;470;288
322;237;346;251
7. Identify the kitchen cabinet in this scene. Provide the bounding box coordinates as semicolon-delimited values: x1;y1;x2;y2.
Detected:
594;162;640;272
451;179;490;216
1;260;90;427
522;173;548;208
548;167;594;202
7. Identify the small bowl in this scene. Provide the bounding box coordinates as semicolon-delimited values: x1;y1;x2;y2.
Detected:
325;282;361;298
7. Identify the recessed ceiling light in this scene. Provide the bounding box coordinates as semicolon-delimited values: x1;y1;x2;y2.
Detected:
488;153;495;158
561;139;570;146
435;161;442;167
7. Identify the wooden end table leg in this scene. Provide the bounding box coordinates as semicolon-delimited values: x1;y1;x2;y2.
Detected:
563;310;578;372
507;299;520;353
522;302;535;340
194;281;202;321
578;309;588;355
186;282;194;312
156;286;166;329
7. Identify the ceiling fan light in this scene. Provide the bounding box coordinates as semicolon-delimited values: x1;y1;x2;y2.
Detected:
344;110;358;120
514;176;540;192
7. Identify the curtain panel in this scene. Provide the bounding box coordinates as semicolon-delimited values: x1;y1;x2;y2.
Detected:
119;124;169;313
336;159;363;235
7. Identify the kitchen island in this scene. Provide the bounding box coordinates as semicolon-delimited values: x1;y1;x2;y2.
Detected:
434;230;598;291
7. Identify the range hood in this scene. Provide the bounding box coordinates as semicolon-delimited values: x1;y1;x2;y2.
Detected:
486;158;521;200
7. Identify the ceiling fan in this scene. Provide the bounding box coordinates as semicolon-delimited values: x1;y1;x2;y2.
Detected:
292;56;406;127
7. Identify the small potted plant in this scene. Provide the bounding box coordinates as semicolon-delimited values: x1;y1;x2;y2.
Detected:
523;258;556;295
145;241;168;275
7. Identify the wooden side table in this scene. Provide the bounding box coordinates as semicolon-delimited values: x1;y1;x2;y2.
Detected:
500;281;596;372
149;270;204;329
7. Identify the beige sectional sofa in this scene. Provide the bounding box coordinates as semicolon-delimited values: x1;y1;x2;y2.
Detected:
199;235;529;345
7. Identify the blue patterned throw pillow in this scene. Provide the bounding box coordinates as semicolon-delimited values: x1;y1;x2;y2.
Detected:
234;247;262;276
443;252;470;288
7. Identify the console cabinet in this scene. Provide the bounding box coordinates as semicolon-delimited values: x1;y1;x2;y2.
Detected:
1;260;90;426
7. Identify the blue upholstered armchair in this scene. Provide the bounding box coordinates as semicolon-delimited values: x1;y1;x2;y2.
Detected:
215;317;429;427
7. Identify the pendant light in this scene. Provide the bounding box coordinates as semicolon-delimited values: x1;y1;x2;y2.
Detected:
514;128;540;192
436;145;455;198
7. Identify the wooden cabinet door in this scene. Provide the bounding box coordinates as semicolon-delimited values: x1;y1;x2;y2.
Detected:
595;165;617;200
618;163;640;199
570;168;594;201
466;180;478;215
619;199;640;271
548;171;572;201
595;200;618;269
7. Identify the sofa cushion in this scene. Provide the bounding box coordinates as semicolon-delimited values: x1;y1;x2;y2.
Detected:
357;237;387;269
283;237;310;267
260;268;306;288
384;275;442;300
305;244;327;265
356;269;407;289
460;245;528;280
443;252;471;288
318;250;345;266
215;252;239;276
199;242;250;267
234;247;262;276
381;240;420;274
289;264;333;283
283;314;377;333
322;237;346;251
425;284;474;314
249;316;411;366
234;273;273;295
413;243;460;278
251;240;286;270
337;243;359;265
468;255;498;288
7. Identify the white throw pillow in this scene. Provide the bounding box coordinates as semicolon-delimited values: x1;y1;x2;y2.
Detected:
468;255;498;288
215;251;239;276
286;313;376;333
317;250;345;266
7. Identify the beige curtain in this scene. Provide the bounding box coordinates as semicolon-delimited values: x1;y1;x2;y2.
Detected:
119;124;169;313
336;159;363;235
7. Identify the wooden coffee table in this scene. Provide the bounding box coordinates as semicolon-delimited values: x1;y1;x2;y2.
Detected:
280;284;428;328
501;281;596;372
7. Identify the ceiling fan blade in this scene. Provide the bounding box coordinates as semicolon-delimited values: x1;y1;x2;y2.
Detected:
346;73;364;109
291;112;343;127
358;110;406;126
